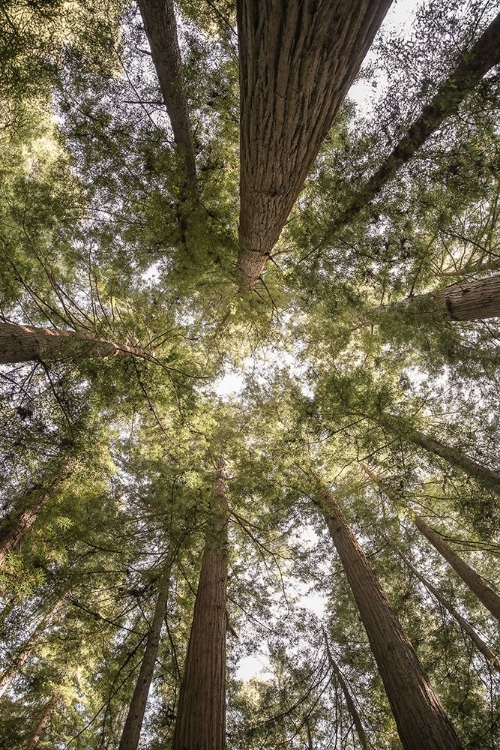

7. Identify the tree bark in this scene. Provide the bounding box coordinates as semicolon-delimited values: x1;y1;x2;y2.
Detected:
324;633;370;750
24;692;59;750
415;516;500;624
236;0;393;290
318;487;462;750
118;550;174;750
404;274;500;321
0;461;76;567
172;459;228;750
0;322;152;364
328;11;500;236
386;535;500;671
137;0;196;183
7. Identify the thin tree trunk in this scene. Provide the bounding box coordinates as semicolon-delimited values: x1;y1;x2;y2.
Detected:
323;632;370;750
318;487;462;750
393;274;500;321
416;516;500;623
172;459;228;750
377;417;500;496
24;692;59;750
236;0;392;290
118;550;174;750
0;461;76;567
386;535;500;671
137;0;196;183
327;11;500;237
0;322;151;364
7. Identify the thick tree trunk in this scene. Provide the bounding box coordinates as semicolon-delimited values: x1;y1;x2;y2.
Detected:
137;0;196;183
387;535;500;670
24;692;59;750
324;633;370;750
236;0;393;290
378;418;500;496
395;274;500;321
118;551;174;750
0;461;76;567
415;517;500;624
319;488;462;750
0;322;151;364
328;11;500;236
172;459;228;750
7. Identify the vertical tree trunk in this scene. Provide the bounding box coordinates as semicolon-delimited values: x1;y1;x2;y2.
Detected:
172;459;228;750
386;535;500;670
415;517;500;623
118;550;174;750
0;461;76;567
24;692;59;750
324;633;370;750
236;0;393;290
318;487;462;750
393;274;500;321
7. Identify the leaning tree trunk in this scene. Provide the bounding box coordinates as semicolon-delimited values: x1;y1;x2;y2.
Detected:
327;11;500;237
394;274;500;322
172;459;228;750
24;692;59;750
0;460;76;567
137;0;196;184
236;0;393;290
118;550;174;750
0;322;152;364
416;517;500;623
386;535;500;670
318;487;462;750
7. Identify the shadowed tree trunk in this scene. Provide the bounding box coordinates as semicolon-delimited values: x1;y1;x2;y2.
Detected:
236;0;393;290
137;0;196;183
172;459;228;750
317;486;462;750
0;461;76;567
386;535;500;670
327;11;500;237
0;322;152;364
24;692;60;750
416;517;500;623
118;550;174;750
393;274;500;321
323;632;370;750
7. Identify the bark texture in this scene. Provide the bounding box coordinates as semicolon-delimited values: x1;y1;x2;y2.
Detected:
172;459;228;750
119;552;173;750
416;517;500;624
24;692;59;750
319;488;462;750
137;0;196;182
236;0;393;289
387;535;500;670
403;274;500;321
0;322;151;364
0;461;76;567
328;11;500;236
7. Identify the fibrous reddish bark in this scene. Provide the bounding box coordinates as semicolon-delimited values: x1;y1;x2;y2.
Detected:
24;692;59;750
0;322;151;364
119;551;173;750
237;0;393;290
416;516;500;624
319;487;462;750
172;459;228;750
402;274;500;321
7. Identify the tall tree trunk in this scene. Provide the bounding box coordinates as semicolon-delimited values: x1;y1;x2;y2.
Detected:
236;0;393;290
318;487;462;750
377;417;500;496
328;11;500;236
323;632;370;750
118;550;174;750
24;692;59;750
415;516;500;623
0;461;76;567
386;535;500;670
137;0;197;184
393;274;500;321
172;459;228;750
0;322;151;364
